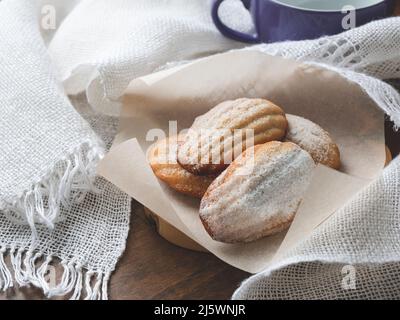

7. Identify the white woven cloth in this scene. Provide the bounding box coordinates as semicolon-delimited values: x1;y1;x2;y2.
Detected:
0;0;251;299
48;0;251;115
234;18;400;299
1;0;400;300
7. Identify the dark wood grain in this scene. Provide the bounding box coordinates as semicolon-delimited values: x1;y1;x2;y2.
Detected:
396;0;400;15
107;203;247;300
1;1;400;300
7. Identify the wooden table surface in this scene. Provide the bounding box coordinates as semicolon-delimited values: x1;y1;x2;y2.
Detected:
1;2;400;300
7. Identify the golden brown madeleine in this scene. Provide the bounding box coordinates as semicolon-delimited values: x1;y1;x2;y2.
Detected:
147;135;216;198
199;141;315;243
285;114;340;169
177;98;288;175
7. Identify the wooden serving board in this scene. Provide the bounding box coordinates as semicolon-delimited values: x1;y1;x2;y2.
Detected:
143;207;207;252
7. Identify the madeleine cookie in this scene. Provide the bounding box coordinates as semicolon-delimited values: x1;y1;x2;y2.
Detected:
199;141;315;243
285;114;340;169
148;135;216;198
177;98;288;176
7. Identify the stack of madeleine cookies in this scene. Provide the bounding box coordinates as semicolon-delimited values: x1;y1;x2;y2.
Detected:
147;98;340;243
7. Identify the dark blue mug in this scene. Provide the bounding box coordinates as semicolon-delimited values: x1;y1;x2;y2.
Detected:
212;0;396;43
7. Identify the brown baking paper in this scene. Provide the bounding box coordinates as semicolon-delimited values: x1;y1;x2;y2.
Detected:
97;51;385;273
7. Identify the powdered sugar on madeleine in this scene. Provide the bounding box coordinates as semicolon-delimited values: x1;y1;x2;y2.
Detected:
177;98;288;175
199;141;315;243
285;114;340;169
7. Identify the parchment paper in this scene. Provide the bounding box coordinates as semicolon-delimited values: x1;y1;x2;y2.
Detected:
98;51;385;273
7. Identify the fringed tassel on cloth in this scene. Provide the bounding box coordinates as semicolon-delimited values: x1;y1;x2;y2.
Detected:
1;140;104;240
0;248;13;290
0;247;109;300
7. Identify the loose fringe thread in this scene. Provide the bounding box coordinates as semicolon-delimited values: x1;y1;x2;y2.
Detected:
1;140;104;239
0;247;109;300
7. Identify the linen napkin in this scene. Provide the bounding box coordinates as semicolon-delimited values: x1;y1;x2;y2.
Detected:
0;0;104;235
0;0;251;299
234;17;400;299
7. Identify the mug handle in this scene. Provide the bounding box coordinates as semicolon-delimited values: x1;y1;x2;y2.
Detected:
211;0;260;43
